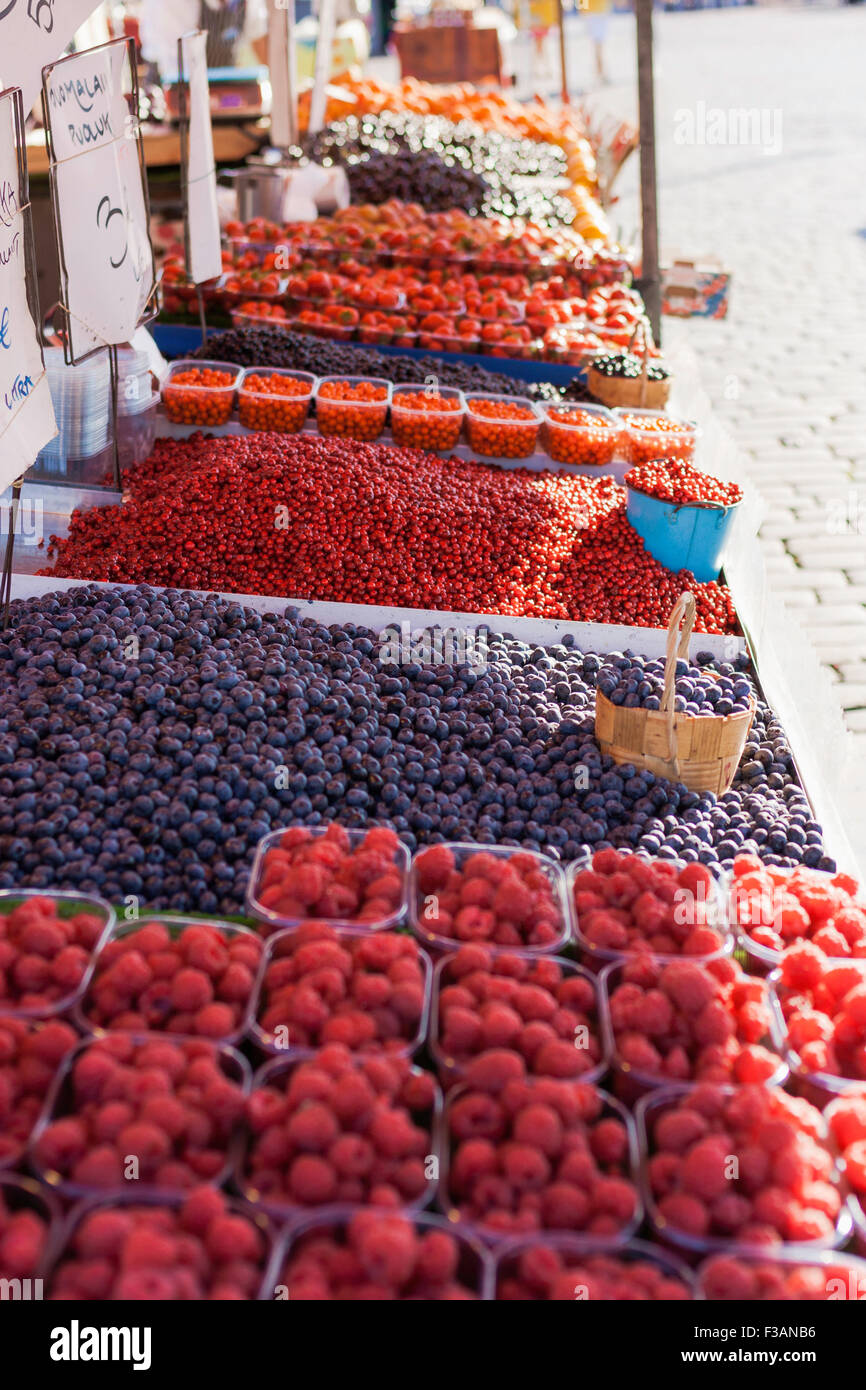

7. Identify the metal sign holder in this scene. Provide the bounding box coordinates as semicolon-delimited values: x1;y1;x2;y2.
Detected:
41;37;159;490
0;85;51;629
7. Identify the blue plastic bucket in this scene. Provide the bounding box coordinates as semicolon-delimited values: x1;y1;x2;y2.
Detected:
626;487;741;582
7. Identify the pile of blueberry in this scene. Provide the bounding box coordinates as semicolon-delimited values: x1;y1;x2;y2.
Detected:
189;326;559;401
0;584;831;918
597;656;754;716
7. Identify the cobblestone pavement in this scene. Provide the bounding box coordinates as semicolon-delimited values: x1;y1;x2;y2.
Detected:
581;3;866;753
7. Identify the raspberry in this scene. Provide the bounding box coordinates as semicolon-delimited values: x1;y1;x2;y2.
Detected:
289;1155;338;1204
661;961;719;1015
171;968;214;1012
193;1003;236;1038
657;1192;709;1237
352;1214;416;1287
462;1049;526;1094
679;1137;732;1201
512;1103;563;1157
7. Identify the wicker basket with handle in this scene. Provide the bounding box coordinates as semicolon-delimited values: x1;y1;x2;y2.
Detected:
594;592;755;795
587;318;672;410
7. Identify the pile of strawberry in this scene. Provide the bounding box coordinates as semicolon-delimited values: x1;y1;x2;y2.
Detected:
33;1035;247;1193
435;945;603;1079
643;1083;842;1247
731;855;866;959
605;956;780;1085
255;924;428;1053
48;1187;269;1300
242;1046;437;1211
572;850;725;958
0;894;107;1011
446;1067;638;1237
414;846;566;950
278;1211;479;1300
250;824;406;929
775;945;866;1079
82;921;262;1039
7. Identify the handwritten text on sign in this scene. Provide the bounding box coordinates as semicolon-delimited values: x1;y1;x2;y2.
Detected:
0;91;56;492
44;40;131;162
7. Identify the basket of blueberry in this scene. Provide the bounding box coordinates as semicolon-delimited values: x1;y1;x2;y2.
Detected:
586;320;671;410
594;591;756;795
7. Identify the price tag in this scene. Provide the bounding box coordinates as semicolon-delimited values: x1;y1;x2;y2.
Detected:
0;0;98;112
0;86;56;494
42;39;157;363
178;31;221;287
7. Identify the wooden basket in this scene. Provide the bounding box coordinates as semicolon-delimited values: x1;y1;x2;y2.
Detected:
587;318;672;410
595;592;755;796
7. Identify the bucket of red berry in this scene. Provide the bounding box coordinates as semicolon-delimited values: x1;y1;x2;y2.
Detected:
594;592;756;796
623;454;742;583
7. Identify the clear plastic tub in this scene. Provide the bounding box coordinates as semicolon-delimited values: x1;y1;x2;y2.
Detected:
246;824;411;935
636;1084;852;1259
238;1053;442;1218
0;888;115;1019
74;915;263;1046
390;383;465;451
248;924;432;1058
262;1204;492;1300
161;359;241;426
0;1172;63;1286
463;393;541;459
230;307;291;332
44;1189;277;1301
613;407;699;466
440;1081;642;1243
410;842;571;956
29;1032;251;1202
287;315;355;343
0;1018;80;1172
315;375;391;441
766;967;866;1108
429;949;608;1087
541;401;621;467
489;1232;697;1301
217;272;288;304
696;1246;866;1301
116;392;158;474
599;960;788;1105
566;849;732;971
417;332;478;354
237;368;316;434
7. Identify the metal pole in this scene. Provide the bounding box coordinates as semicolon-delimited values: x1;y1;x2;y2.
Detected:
196;284;208;350
109;344;121;491
0;478;23;629
636;0;661;345
556;0;569;104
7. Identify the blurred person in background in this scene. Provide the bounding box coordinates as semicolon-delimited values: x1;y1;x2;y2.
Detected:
582;0;612;86
139;0;269;78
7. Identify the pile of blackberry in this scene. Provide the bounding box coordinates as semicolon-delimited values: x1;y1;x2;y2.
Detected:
189;326;563;401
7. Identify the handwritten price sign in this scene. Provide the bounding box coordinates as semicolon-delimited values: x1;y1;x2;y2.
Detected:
43;39;157;363
0;0;98;111
0;86;56;493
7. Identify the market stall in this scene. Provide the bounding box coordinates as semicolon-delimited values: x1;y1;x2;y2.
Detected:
0;8;864;1324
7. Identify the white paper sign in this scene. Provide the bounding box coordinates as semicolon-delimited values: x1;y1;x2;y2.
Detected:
179;31;221;286
43;38;130;162
0;91;56;492
44;42;156;361
0;0;99;113
268;0;298;149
